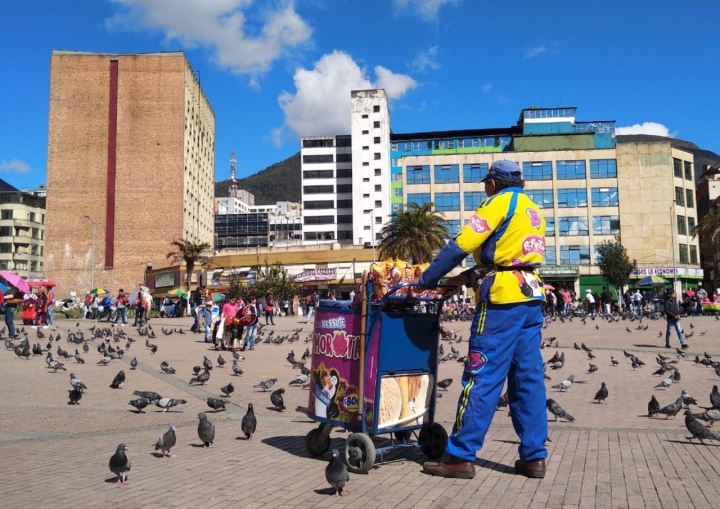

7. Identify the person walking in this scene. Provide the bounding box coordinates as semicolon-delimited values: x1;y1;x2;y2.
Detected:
218;297;240;351
242;296;259;351
585;289;596;317
47;287;56;325
263;293;275;326
33;288;50;328
601;286;612;315
113;289;129;326
664;289;688;349
418;160;548;479
305;292;316;324
3;286;21;339
633;289;643;315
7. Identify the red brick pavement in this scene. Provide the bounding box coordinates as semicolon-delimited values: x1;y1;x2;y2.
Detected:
1;312;720;508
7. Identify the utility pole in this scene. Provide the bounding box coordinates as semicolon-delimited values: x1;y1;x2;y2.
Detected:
84;216;96;289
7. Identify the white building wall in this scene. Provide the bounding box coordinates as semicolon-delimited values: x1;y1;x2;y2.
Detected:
301;137;340;244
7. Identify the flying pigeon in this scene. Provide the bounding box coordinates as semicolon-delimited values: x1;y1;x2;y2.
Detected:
109;443;131;485
206;397;226;413
220;382;234;398
155;425;177;457
110;370;126;389
546;399;575;422
685;410;720;443
197;413;215;448
241;403;257;440
325;449;349;497
594;382;608;403
128;397;150;413
152;398;187;413
270;388;285;411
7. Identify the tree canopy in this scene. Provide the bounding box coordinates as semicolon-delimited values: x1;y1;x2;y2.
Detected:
250;261;302;301
596;237;635;293
377;203;449;264
166;240;212;291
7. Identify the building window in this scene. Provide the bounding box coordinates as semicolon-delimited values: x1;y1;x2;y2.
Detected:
374;137;380;144
374;153;381;160
393;188;403;197
684;161;692;181
363;194;370;198
362;162;369;166
392;203;403;213
407;165;431;184
679;244;688;264
362;146;369;151
392;173;402;182
463;163;488;183
303;138;334;148
375;185;382;192
0;226;11;237
0;243;11;253
434;164;459;184
373;105;380;112
362;130;369;135
673;158;682;178
374;168;381;176
442;220;462;239
374;121;380;128
525;190;554;209
435;192;460;211
336;168;352;178
522;161;552;181
412;141;428;150
375;216;382;224
303;170;334;179
592;215;620;235
675;186;684;206
391;158;401;167
677;215;687;235
337;230;353;240
544;246;557;265
302;154;333;164
304;231;336;241
690;245;698;264
30;261;37;272
1;210;12;220
374;200;382;208
303;185;334;194
407;193;431;207
591;187;618;207
558;216;589;236
688;217;696;236
337;215;353;224
337;199;353;208
0;261;8;270
560;245;591;265
337;184;352;193
686;189;694;208
363;178;370;182
557;188;588;208
556;160;586;180
545;217;555;236
362;114;368;119
464;191;487;211
589;159;617;178
304;200;334;210
336;154;352;162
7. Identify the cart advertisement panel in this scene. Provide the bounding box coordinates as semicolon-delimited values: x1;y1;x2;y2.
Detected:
308;308;379;429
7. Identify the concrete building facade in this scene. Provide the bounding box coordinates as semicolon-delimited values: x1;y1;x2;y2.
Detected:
45;50;215;297
0;180;46;278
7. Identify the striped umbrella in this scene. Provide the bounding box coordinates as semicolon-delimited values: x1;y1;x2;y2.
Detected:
89;288;111;296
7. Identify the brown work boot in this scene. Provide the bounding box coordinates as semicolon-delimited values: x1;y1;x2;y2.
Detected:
514;458;546;478
423;455;476;479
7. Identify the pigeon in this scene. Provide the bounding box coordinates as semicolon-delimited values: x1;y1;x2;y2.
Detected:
694;408;720;427
680;390;698;408
232;360;244;376
197;413;215;448
74;350;84;364
150;345;157;355
657;397;684;419
325;449;349;497
133;390;162;401
109;370;125;389
587;351;596;360
588;364;598;374
206;397;226;413
611;356;619;367
48;359;66;372
130;357;137;370
68;388;83;405
631;357;641;371
710;385;720;409
648;395;660;417
155;425;177;457
69;373;87;392
655;377;673;390
241;403;257;440
289;373;308;385
437;378;453;391
160;361;176;374
253;378;278;392
153;398;187;413
192;366;202;375
672;370;681;384
594;382;608;403
546;399;575;422
128;397;150;413
189;369;210;386
97;356;111;366
109;443;131;485
685;410;720;443
270;388;285;411
216;355;226;368
574;343;581;350
220;382;234;397
552;375;574;392
203;356;213;371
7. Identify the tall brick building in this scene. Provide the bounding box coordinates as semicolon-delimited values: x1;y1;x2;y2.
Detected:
45;50;215;297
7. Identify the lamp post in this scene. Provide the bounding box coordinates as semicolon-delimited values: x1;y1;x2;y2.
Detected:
670;201;677;294
84;216;95;289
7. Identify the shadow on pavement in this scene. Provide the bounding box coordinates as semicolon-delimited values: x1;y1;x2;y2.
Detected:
261;434;347;460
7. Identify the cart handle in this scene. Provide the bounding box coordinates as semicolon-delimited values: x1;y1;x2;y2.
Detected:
376;282;458;305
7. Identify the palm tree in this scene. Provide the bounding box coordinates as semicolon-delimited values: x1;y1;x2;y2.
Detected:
695;203;720;243
166;240;212;295
377;203;449;263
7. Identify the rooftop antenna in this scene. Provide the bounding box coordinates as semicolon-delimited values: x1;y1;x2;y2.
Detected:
229;152;238;198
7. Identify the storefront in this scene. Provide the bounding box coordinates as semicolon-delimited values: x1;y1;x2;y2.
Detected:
629;267;704;292
538;265;579;292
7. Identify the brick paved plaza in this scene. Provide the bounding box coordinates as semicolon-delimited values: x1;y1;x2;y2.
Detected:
2;312;720;509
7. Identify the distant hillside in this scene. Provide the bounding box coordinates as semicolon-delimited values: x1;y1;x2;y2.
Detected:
215;152;300;204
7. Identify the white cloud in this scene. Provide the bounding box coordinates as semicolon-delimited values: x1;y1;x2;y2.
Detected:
410;46;440;72
0;159;30;173
393;0;459;19
277;50;417;139
107;0;312;77
616;122;676;137
482;82;493;92
496;94;510;104
524;46;546;59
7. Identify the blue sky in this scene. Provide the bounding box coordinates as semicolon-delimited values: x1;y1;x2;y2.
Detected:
1;0;719;191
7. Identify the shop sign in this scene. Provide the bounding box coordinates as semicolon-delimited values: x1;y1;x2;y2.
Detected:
155;272;175;288
294;268;337;282
630;267;703;278
538;265;579;277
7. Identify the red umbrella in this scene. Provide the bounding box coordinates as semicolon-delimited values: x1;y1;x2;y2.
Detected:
0;271;31;295
27;277;56;288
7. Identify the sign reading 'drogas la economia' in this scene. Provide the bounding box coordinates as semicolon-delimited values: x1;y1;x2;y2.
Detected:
631;267;703;277
294;268;337;282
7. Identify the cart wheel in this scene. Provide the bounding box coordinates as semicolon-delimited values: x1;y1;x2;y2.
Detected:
305;424;332;457
393;430;412;442
344;433;376;474
419;423;448;459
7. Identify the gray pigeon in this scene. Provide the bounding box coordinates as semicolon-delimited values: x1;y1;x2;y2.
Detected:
594;382;608;403
110;370;125;389
325;449;349;497
68;388;83;405
152;398;187;413
231;360;244;376
685;410;720;443
130;357;137;369
241;403;257;440
155;425;177;457
160;361;176;374
203;356;213;371
189;369;210;386
710;385;720;409
109;443;131;484
657;397;683;419
648;395;660;417
655;377;673;390
546;398;575;422
197;413;215;448
289;373;308;385
128;397;150;413
680;390;698;408
206;397;226;413
253;378;277;392
270;388;285;411
588;364;598;374
552;375;574;392
693;408;720;427
220;382;234;398
69;373;87;392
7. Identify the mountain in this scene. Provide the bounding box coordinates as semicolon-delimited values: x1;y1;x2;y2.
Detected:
215;152;301;204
